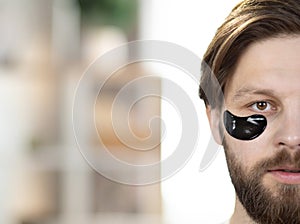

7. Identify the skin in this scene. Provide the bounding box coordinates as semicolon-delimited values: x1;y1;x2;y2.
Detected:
207;35;300;223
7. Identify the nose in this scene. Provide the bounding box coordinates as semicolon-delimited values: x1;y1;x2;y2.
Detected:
273;106;300;150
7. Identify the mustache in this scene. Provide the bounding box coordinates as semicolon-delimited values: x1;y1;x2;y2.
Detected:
253;150;300;174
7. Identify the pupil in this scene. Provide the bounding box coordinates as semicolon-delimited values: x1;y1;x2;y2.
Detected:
257;102;267;110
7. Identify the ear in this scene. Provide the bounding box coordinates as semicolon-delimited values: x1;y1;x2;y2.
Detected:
206;106;223;145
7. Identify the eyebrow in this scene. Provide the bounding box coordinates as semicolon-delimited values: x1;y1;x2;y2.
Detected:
232;86;277;101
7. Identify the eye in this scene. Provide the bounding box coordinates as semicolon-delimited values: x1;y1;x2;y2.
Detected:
250;101;273;112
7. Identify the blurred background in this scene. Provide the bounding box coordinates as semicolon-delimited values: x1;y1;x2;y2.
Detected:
0;0;240;224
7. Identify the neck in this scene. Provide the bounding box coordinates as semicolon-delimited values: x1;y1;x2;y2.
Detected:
230;196;257;224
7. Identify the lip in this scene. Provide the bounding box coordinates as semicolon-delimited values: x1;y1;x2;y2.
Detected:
267;167;300;185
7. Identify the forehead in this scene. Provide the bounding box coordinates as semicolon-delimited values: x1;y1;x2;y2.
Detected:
225;36;300;100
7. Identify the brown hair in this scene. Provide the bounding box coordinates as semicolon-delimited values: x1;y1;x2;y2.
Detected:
199;0;300;108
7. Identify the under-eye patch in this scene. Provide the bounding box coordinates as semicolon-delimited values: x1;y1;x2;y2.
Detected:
223;110;267;141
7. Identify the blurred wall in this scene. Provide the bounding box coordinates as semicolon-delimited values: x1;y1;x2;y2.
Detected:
0;0;162;224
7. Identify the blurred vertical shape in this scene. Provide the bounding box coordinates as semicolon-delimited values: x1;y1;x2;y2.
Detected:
52;1;93;224
138;0;153;40
52;0;81;143
0;1;55;223
52;0;81;66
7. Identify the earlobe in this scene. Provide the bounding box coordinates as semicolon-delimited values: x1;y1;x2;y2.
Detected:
206;106;223;145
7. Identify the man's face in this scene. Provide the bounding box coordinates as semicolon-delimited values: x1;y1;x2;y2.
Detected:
221;36;300;223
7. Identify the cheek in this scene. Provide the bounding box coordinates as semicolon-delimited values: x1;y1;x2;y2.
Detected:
224;133;272;169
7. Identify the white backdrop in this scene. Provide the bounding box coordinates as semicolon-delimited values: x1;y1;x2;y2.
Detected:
139;0;241;223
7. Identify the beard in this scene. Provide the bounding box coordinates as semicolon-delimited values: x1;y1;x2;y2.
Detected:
224;141;300;224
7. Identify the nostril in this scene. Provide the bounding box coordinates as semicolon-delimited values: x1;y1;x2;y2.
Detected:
278;142;300;150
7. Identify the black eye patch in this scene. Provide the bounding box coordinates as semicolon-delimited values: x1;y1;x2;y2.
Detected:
223;110;267;141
